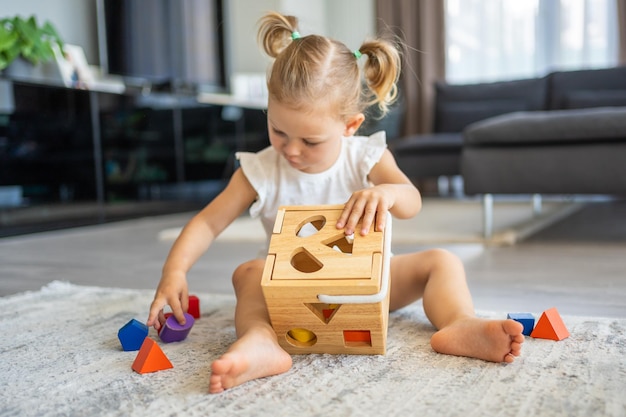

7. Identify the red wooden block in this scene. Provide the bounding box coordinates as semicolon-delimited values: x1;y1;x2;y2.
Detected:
343;330;372;344
530;307;570;341
188;295;200;319
157;312;173;335
132;338;173;374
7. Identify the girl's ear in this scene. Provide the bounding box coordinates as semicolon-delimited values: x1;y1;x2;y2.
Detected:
343;113;365;136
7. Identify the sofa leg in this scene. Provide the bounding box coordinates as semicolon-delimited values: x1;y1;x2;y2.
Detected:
532;193;542;216
437;176;450;196
482;194;494;239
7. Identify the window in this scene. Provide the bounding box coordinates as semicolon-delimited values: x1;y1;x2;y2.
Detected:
445;0;619;83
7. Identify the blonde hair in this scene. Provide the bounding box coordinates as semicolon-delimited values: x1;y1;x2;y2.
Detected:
257;11;401;121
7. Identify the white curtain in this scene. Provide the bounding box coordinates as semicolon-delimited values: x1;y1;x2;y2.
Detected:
445;0;620;83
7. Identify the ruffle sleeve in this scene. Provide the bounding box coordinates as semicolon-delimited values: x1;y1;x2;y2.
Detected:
359;130;387;176
236;150;271;219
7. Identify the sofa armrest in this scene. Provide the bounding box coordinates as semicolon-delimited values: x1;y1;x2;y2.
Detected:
464;107;626;146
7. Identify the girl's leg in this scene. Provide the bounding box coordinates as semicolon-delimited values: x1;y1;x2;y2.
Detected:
390;249;524;363
209;259;292;394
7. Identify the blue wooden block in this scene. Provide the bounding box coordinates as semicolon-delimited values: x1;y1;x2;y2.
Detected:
118;318;149;351
507;313;535;336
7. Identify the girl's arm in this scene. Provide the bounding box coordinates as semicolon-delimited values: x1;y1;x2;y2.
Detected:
147;168;257;328
337;149;422;235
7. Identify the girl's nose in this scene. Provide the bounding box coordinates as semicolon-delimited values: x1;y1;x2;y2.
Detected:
283;139;300;156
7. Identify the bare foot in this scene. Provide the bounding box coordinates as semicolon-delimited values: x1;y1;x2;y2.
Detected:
209;328;293;394
430;318;524;363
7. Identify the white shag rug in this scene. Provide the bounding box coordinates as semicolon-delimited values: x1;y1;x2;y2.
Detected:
1;281;624;417
158;199;582;246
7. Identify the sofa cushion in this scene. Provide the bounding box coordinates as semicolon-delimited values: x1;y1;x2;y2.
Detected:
390;133;463;178
547;66;626;109
464;107;626;146
564;90;626;109
434;77;548;133
391;133;463;153
461;144;626;195
436;100;529;133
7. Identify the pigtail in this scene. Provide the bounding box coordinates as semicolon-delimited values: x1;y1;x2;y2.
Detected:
256;11;402;120
257;12;299;58
358;40;401;115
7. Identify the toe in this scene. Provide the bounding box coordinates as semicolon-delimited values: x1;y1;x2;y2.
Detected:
503;353;515;363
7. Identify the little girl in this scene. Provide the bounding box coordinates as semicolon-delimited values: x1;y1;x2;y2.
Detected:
147;11;524;394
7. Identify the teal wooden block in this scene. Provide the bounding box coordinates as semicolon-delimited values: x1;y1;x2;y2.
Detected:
507;312;535;336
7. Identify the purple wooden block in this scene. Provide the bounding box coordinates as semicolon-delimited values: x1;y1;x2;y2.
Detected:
159;313;195;343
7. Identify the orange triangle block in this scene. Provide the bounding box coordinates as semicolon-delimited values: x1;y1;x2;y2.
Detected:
132;337;173;374
530;307;570;341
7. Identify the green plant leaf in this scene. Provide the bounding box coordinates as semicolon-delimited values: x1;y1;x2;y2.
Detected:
41;21;64;51
0;26;18;50
0;14;64;69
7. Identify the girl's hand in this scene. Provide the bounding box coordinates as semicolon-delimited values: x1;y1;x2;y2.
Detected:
146;272;189;331
336;185;393;236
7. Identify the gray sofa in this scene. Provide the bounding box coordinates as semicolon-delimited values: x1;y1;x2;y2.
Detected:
461;68;626;236
390;66;626;182
462;106;626;196
389;74;550;183
389;66;626;236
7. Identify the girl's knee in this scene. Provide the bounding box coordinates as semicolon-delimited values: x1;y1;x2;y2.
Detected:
428;247;460;261
232;259;265;288
424;248;464;271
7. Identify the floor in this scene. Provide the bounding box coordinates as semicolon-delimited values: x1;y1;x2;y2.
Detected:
1;199;625;318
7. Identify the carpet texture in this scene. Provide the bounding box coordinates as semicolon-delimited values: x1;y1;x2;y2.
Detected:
2;282;624;417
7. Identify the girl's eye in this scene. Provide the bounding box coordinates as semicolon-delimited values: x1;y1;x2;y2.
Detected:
272;128;286;136
302;139;318;147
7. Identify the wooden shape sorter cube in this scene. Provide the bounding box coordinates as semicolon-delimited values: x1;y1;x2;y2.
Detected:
261;205;392;355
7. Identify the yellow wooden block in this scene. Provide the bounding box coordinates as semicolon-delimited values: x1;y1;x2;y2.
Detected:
288;328;316;343
261;205;391;355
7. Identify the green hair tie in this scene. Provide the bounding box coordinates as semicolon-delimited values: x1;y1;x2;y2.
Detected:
353;50;362;59
291;31;301;40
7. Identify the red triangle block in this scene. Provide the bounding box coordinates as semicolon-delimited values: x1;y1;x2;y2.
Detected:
530;307;570;341
132;337;173;374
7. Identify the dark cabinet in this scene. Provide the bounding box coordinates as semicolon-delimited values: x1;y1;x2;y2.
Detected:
1;82;96;202
0;78;268;235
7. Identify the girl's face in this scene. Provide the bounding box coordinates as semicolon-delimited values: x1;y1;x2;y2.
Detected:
267;98;363;174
